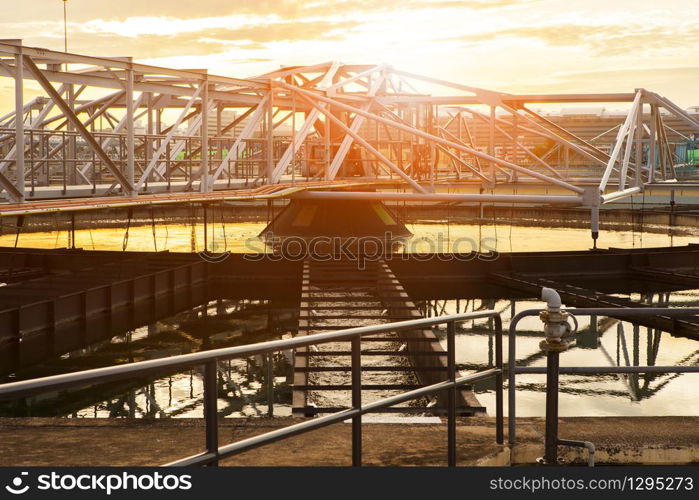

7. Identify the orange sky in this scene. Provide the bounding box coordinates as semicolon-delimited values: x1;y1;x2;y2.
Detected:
3;0;699;107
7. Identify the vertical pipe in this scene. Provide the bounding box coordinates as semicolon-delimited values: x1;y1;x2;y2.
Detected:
544;351;559;464
70;213;75;249
200;79;209;193
266;352;274;417
494;316;504;444
447;321;456;467
351;337;362;466
125;67;135;196
203;360;219;465
14;50;25;202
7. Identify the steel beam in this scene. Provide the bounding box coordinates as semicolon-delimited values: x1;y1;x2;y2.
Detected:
13;51;24;201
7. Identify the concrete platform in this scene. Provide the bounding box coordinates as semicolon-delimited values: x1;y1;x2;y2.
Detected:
1;417;697;466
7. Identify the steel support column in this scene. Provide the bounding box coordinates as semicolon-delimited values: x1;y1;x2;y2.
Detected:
200;79;209;193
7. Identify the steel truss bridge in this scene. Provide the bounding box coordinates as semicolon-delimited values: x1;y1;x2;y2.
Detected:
1;39;699;238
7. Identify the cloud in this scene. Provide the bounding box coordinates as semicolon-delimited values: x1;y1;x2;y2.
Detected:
502;65;699;107
2;18;361;60
9;0;534;24
199;20;360;44
451;23;699;56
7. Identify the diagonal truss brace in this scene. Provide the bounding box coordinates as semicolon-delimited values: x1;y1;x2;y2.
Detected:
209;94;270;185
326;69;385;180
136;85;202;189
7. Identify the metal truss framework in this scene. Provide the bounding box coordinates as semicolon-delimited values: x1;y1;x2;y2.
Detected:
1;39;699;237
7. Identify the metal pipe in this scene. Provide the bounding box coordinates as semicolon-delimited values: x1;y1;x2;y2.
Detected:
508;306;699;447
541;287;562;310
558;439;595;467
516;366;699;374
601;186;642;203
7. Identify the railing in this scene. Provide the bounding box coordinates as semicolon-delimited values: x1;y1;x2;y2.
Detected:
508;307;699;446
0;311;504;467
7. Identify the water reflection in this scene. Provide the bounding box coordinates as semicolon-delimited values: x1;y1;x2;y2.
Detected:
0;220;698;418
1;290;697;419
425;292;699;417
1;220;698;254
0;299;296;419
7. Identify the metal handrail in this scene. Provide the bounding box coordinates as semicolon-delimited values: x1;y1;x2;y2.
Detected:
508;306;699;447
0;310;504;467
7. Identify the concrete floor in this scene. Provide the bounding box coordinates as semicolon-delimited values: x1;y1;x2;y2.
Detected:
1;416;698;466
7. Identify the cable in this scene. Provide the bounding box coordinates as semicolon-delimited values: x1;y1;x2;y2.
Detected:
220;204;228;251
640;190;645;248
13;215;23;248
150;208;158;252
161;208;169;251
88;212;96;250
122;208;133;251
189;204;197;252
53;213;61;248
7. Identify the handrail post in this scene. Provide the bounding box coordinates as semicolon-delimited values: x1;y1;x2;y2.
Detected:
508;318;519;446
351;337;362;466
494;315;504;445
203;359;219;466
447;320;456;467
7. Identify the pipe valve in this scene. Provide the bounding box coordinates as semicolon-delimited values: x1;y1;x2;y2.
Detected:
539;287;574;352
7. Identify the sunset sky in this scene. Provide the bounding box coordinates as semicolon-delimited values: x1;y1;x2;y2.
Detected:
3;0;699;107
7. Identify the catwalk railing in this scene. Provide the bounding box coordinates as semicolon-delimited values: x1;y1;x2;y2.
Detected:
507;306;699;446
